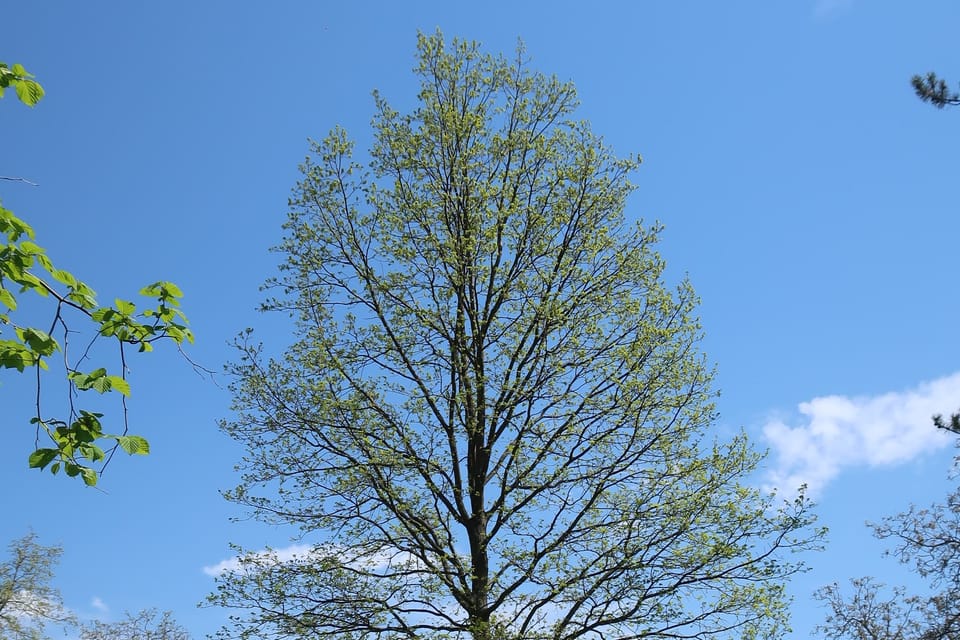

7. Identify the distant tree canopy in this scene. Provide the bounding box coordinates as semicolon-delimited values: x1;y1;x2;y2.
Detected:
909;70;960;433
80;609;192;640
934;411;960;435
911;72;960;108
817;466;960;640
0;531;73;639
1;532;191;639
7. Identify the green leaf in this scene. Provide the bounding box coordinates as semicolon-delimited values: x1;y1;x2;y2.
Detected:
139;283;162;297
92;307;115;323
28;448;58;469
0;341;35;371
162;282;184;298
0;287;15;310
73;281;98;304
141;280;184;300
67;290;98;309
51;268;77;288
16;327;59;357
70;368;114;393
106;375;130;396
35;253;54;272
18;240;43;255
78;443;105;463
80;467;98;486
75;410;104;433
0;206;35;240
114;298;136;315
116;435;150;455
17;271;47;294
14;78;44;107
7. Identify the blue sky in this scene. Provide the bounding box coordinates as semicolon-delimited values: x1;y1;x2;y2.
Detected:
3;2;960;637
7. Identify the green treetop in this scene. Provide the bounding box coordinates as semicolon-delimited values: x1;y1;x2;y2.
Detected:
211;32;823;640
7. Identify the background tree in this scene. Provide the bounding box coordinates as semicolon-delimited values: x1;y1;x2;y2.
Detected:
911;72;960;108
934;411;960;435
0;532;75;640
909;70;960;433
2;61;196;485
80;608;191;640
1;532;192;640
212;32;822;640
816;474;960;639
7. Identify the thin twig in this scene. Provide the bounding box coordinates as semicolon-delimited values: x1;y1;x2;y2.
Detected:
179;343;220;386
0;176;39;186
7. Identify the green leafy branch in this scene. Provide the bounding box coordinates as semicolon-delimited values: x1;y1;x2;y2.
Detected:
0;202;194;486
0;62;45;107
1;59;201;486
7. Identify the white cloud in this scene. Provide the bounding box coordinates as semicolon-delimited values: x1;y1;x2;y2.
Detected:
4;589;74;627
203;543;316;577
89;597;108;614
763;372;960;497
203;543;417;577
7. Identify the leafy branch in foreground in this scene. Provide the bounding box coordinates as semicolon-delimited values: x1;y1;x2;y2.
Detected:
2;60;195;486
0;62;44;107
1;203;193;485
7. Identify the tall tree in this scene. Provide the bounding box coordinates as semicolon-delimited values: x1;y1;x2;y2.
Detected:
2;61;195;485
212;32;822;640
0;532;75;640
910;70;960;432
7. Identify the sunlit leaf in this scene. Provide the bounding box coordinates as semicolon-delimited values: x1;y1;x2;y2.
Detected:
116;435;149;455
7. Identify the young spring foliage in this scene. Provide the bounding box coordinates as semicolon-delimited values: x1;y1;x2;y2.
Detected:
0;204;192;485
1;64;193;485
0;62;44;107
79;608;192;640
214;33;822;640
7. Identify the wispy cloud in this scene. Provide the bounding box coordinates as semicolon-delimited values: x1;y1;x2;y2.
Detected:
203;544;316;577
89;597;108;614
763;372;960;497
203;543;417;577
4;589;75;629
